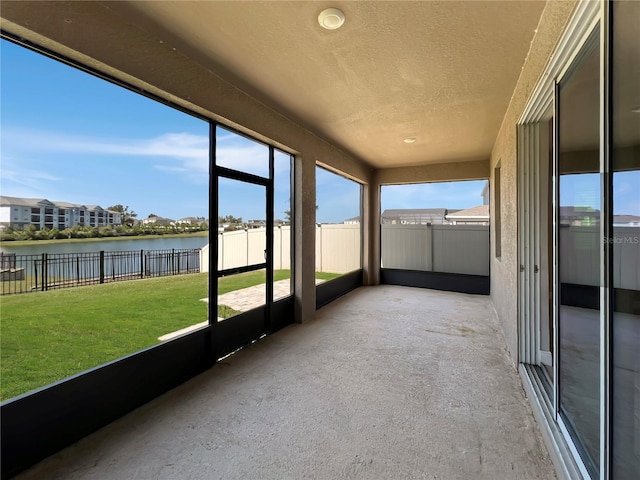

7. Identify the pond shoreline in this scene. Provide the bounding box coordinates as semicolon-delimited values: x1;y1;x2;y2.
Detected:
0;231;209;247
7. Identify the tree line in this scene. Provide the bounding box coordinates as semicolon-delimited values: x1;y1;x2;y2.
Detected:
0;222;209;242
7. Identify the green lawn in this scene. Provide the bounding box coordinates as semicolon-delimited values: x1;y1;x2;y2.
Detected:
1;273;209;400
0;269;341;400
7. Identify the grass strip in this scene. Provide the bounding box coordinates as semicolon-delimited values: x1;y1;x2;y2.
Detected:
1;269;342;400
1;273;208;400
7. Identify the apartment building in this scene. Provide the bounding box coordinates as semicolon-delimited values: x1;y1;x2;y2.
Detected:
0;196;122;230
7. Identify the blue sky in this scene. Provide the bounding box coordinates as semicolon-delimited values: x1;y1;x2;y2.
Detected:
2;39;637;224
381;180;487;212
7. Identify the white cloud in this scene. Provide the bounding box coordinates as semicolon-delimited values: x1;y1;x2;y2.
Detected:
1;127;285;179
0;157;64;198
2;127;209;173
216;144;270;176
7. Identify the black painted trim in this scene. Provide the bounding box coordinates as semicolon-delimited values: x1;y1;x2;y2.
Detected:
215;307;266;359
381;268;490;295
560;283;600;310
218;263;267;277
316;270;363;309
271;295;295;333
1;327;212;479
559;283;639;315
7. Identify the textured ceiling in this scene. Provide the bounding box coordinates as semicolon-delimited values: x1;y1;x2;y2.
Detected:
101;1;546;169
1;1;547;170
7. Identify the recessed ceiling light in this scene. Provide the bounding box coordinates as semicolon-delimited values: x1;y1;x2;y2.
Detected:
403;138;416;144
632;106;640;114
318;8;345;30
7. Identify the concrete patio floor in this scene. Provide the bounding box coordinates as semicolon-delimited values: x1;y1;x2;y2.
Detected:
16;286;555;480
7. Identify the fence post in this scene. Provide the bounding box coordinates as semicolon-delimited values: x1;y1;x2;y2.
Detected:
34;258;39;291
140;250;144;279
430;225;434;272
220;233;224;270
111;252;115;281
76;256;80;284
99;251;105;284
318;225;322;273
42;253;48;291
172;248;175;275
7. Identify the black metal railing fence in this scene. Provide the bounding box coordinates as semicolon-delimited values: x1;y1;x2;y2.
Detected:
0;249;201;295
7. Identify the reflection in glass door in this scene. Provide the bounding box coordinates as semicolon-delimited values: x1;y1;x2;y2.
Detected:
611;1;640;477
557;29;601;476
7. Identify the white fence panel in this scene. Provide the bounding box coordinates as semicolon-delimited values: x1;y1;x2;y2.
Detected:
316;224;361;274
247;228;266;265
381;224;432;271
381;224;489;275
559;226;640;290
200;224;639;289
612;227;640;290
432;224;489;275
558;226;600;287
277;226;292;270
220;230;249;270
201;226;293;273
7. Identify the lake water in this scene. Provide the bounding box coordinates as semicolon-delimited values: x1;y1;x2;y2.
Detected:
0;235;209;256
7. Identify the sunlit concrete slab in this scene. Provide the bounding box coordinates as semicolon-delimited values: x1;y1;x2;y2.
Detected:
16;286;555;479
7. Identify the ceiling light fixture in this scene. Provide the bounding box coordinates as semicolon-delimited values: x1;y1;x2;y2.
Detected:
318;8;345;30
632;106;640;114
403;138;416;144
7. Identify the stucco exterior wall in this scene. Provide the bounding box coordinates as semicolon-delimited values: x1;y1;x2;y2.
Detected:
376;159;489;185
489;0;578;365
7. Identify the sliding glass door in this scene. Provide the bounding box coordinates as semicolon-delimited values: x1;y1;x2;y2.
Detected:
557;28;601;477
518;2;639;477
611;1;640;477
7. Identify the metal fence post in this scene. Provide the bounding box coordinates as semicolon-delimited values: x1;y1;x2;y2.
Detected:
34;258;39;291
99;251;105;284
42;253;48;291
140;250;144;279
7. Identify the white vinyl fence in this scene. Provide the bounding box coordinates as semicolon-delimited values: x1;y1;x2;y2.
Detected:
381;224;490;276
200;224;640;288
559;226;640;289
201;224;361;274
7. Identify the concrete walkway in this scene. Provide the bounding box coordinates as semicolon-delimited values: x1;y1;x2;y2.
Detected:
17;286;555;480
159;279;325;341
213;278;325;312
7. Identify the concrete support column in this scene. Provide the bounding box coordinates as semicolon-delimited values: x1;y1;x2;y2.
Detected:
362;176;381;286
294;153;316;323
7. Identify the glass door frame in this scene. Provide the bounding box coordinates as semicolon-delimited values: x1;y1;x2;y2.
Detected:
209;122;281;357
517;1;615;479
